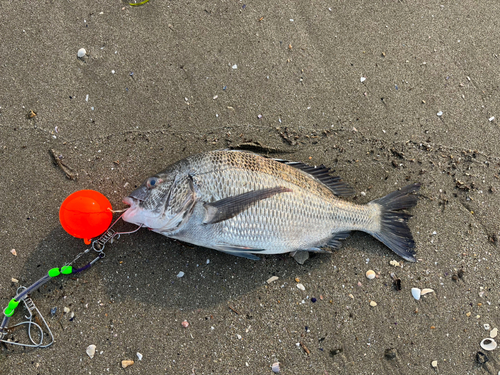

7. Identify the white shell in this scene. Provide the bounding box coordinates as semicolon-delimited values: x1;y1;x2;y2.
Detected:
484;324;491;331
480;338;497;351
267;276;279;284
296;283;305;291
272;362;280;373
411;288;421;301
369;301;377;307
86;344;96;359
366;270;376;280
77;48;86;58
491;328;498;338
421;288;435;295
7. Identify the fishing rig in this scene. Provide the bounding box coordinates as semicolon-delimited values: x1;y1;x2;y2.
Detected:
0;214;141;348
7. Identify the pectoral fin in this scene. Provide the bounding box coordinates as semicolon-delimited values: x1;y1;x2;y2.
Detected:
203;186;292;224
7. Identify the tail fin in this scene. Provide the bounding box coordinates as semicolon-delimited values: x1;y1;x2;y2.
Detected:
369;183;421;262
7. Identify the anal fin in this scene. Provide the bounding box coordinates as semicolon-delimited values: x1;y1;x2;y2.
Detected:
327;231;352;249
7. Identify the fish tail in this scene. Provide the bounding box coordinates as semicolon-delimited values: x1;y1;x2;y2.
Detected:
368;183;421;262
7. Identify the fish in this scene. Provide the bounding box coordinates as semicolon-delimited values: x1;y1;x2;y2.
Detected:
122;150;420;263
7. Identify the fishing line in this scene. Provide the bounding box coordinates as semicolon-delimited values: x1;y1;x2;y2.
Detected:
0;212;142;349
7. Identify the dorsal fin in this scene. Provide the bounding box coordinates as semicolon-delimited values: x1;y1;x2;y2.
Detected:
274;159;355;197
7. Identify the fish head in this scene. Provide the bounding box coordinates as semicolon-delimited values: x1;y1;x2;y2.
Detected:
122;164;195;233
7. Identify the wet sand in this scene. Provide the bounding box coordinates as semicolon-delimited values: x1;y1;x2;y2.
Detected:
1;1;500;374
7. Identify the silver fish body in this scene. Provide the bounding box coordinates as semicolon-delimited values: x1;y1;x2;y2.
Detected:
123;150;420;261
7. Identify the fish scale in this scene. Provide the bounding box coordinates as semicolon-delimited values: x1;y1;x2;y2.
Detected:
122;150;420;262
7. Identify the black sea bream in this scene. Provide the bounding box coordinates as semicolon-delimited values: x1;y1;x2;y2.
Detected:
123;150;420;262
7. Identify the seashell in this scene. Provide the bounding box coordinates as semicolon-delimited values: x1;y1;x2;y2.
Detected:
480;338;497;351
296;283;305;291
272;362;280;373
86;344;96;359
484;324;491;331
267;276;279;284
121;360;134;368
421;288;434;296
77;48;86;58
366;270;376;280
490;328;498;338
369;301;377;307
411;288;421;301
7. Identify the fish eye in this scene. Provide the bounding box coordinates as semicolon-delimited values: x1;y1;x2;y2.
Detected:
146;177;162;189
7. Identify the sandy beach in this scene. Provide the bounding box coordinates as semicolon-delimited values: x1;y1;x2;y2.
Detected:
1;1;500;373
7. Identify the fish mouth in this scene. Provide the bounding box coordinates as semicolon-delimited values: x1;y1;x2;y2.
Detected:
122;196;143;225
122;196;139;207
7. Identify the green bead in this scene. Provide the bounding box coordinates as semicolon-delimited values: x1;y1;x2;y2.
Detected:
4;299;19;317
48;268;61;277
61;266;73;275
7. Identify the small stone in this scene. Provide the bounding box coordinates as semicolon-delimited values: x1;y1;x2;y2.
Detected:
437;111;443;117
177;271;185;278
431;360;438;368
86;344;96;359
295;277;300;283
272;362;280;373
267;276;279;284
136;352;143;361
77;48;86;58
484;324;491;331
366;270;376;280
296;283;305;291
10;249;17;256
360;77;366;83
63;307;71;314
370;300;377;307
491;328;498;338
389;260;400;267
232;64;237;69
489;116;495;122
121;360;134;368
181;320;189;328
466;312;472;317
11;278;19;283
